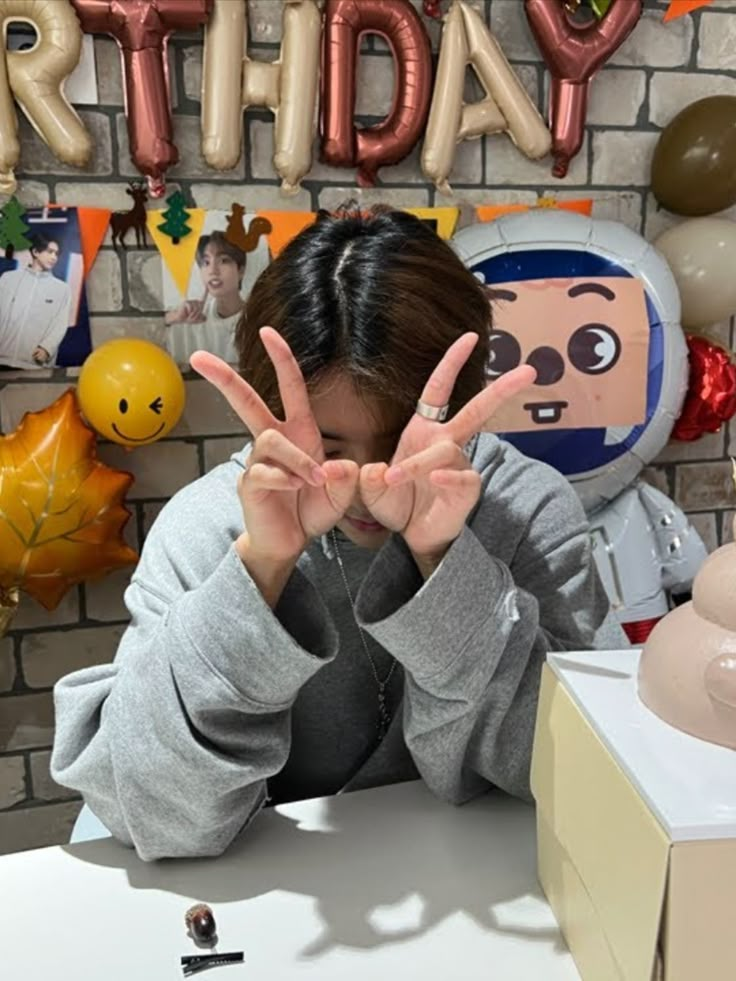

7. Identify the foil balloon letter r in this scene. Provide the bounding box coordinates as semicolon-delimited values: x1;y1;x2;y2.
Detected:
71;0;214;198
0;0;93;195
524;0;642;177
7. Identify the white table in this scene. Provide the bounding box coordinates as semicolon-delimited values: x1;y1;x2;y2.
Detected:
0;780;580;980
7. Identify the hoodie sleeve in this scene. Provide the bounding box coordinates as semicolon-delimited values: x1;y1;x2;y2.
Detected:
37;280;72;356
354;451;610;804
51;478;338;861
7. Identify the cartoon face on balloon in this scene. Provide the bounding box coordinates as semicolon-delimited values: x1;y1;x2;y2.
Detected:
452;211;686;513
77;338;185;447
484;275;650;431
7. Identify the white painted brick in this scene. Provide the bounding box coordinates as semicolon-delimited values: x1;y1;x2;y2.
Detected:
688;511;718;554
19;111;112;177
409;0;443;47
204;436;247;472
85;250;123;314
94;38;124;106
587;69;646;126
191;183;311;212
657;428;726;463
485;133;588;186
721;509;736;545
250;121;355;183
22;625;125;689
0;638;14;692
591;131;658;186
0;383;68;432
249;0;285;43
30;750;78;803
172;380;243;437
649;72;736;127
550;190;644;231
117;115;245;181
611;9;693;68
317;186;431;210
97;441;200;499
641;466;671;497
0;756;25;809
0;182;49;207
90;316;168;350
356;55;395;117
489;0;539;61
183;45;203;103
56;181;180;213
385;138;482;187
698;11;736;70
675;460;735;510
127;251;164;313
143;502;166;538
11;590;79;631
0;800;81;854
0;693;55;751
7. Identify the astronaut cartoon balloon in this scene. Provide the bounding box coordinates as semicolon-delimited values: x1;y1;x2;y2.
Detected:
453;210;736;644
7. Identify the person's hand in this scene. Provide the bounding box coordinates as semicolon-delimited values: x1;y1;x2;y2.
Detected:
190;328;359;604
32;346;50;364
359;333;536;578
165;299;206;325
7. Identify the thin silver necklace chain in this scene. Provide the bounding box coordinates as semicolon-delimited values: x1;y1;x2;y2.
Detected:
330;529;397;741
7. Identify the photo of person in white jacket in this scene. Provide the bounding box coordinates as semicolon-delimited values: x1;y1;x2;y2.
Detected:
0;232;73;370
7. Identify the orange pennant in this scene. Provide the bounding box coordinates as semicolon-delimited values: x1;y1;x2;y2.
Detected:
664;0;713;21
77;208;112;277
257;211;316;258
475;198;593;223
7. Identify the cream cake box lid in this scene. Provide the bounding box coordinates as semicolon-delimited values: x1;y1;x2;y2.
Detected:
546;649;736;842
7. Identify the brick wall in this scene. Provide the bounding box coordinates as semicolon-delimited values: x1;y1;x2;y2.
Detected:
1;0;735;853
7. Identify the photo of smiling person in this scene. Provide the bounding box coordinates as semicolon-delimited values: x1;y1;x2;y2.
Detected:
164;232;247;365
0;207;90;371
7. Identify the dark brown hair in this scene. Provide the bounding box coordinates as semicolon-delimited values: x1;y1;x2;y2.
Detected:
235;204;490;428
196;231;246;271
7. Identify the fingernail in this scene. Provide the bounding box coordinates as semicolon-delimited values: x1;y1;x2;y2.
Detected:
311;466;325;485
385;466;403;484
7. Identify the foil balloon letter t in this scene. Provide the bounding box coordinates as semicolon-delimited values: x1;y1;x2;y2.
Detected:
71;0;213;197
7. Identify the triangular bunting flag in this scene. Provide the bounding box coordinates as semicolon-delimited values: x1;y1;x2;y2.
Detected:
403;207;460;240
77;208;111;276
664;0;713;21
257;211;316;259
147;207;206;296
475;199;593;222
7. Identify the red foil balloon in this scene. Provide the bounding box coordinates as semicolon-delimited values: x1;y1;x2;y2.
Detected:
673;335;736;441
524;0;642;177
71;0;213;197
321;0;433;188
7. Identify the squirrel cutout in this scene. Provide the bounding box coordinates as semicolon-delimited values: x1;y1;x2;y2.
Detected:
639;460;736;751
224;205;272;254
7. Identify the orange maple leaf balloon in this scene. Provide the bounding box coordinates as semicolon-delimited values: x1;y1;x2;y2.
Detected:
0;390;138;610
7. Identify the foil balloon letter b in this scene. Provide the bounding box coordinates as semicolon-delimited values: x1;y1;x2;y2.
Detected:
321;0;433;187
71;0;213;197
0;0;92;194
524;0;642;177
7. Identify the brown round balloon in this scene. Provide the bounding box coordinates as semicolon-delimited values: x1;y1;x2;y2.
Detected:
651;96;736;216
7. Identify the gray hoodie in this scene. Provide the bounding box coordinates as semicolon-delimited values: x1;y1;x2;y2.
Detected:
51;434;621;861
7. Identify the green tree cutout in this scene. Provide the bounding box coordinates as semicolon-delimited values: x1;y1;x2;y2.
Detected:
0;197;31;260
157;191;193;245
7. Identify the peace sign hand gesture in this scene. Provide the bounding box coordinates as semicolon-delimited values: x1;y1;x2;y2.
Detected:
191;328;359;599
360;333;536;576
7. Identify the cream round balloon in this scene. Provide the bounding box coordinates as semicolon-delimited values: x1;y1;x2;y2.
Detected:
655;218;736;329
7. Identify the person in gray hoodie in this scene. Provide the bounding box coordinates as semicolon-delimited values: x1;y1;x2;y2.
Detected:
51;205;621;862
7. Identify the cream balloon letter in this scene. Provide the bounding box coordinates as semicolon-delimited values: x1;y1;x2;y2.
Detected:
0;0;92;194
422;0;550;195
202;0;321;194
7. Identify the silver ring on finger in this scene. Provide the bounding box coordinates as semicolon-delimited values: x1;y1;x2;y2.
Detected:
415;399;449;422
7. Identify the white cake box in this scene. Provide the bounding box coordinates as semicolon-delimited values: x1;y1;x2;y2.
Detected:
531;648;736;981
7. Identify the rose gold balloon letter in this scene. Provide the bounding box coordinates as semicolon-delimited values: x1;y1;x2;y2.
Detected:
321;0;433;187
524;0;642;178
0;0;93;194
71;0;213;197
202;0;322;194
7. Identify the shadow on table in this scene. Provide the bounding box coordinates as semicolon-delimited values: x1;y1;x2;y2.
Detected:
61;784;566;959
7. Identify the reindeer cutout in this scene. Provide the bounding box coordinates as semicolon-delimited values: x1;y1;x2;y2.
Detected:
224;204;272;254
110;181;149;249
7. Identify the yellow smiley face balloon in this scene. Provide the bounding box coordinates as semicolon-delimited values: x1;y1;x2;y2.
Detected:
77;339;185;447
